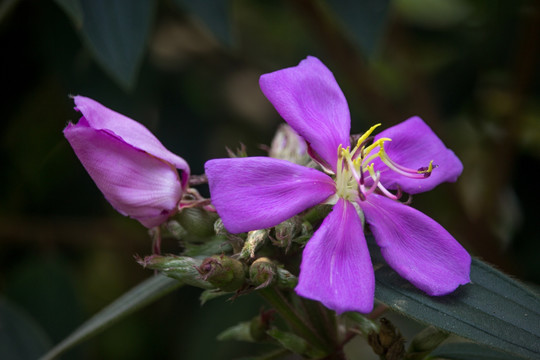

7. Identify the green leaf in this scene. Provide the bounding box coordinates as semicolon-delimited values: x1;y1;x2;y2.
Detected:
428;341;524;360
174;0;232;46
78;0;155;90
370;241;540;359
200;289;230;305
217;320;254;342
394;0;471;29
0;297;52;360
38;275;182;360
326;0;391;57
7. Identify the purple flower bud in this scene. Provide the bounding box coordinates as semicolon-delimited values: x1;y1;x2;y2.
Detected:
64;96;190;228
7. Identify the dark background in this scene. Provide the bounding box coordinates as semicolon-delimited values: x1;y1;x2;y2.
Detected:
1;0;539;358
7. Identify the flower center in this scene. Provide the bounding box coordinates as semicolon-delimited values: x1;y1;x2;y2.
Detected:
334;124;435;202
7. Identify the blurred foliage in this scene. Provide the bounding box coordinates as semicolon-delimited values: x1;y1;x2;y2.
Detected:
0;0;539;358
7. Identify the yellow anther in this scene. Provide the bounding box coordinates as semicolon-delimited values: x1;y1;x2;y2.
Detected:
418;160;434;174
363;137;391;158
356;123;382;148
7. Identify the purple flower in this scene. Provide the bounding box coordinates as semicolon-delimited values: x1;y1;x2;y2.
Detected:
64;96;190;228
205;57;471;313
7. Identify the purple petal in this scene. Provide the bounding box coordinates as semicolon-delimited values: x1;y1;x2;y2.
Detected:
73;96;190;187
64;122;183;228
205;157;335;233
259;56;351;170
296;198;375;314
359;194;471;296
372;116;463;194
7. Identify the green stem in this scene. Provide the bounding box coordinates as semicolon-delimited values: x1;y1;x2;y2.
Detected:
299;298;338;348
258;288;332;354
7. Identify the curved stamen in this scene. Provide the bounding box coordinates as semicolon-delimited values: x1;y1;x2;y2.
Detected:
378;142;435;179
364;164;380;197
376;181;399;200
352;123;382;155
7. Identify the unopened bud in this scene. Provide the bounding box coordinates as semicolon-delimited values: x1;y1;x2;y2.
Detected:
214;218;245;253
386;338;405;360
197;255;246;292
137;255;213;289
378;318;400;348
214;218;228;237
276;267;298;289
269;124;310;165
175;207;218;237
249;257;277;289
239;229;268;260
367;318;405;358
274;216;302;249
367;332;385;355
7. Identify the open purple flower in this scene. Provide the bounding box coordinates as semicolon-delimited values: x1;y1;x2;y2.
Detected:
64;96;190;228
205;57;471;313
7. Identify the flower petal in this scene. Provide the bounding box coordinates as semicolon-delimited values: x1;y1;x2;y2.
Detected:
359;194;471;296
205;157;335;233
73;95;190;187
259;56;351;170
373;116;463;194
64;122;183;228
296;199;375;314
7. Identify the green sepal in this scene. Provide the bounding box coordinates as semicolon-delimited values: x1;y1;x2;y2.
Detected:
137;255;213;289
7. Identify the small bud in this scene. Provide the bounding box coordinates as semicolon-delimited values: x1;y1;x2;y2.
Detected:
367;318;405;358
367;332;385;355
137;255;213;289
386;338;405;360
214;218;228;237
273;216;302;250
378;318;400;348
214;218;245;253
175;207;218;237
197;255;246;292
276;267;298;289
249;257;277;289
269;124;310;165
239;229;268;260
